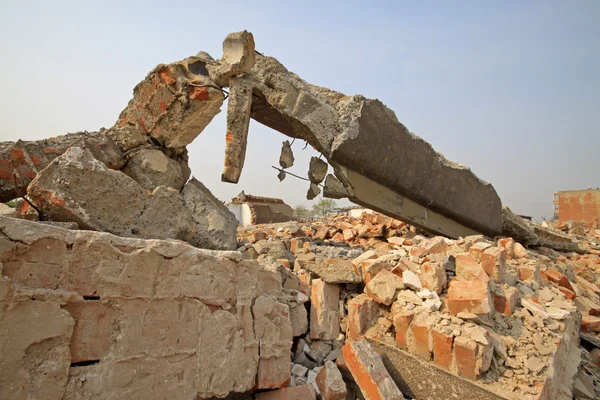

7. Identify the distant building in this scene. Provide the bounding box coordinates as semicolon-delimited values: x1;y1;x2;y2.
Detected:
553;189;600;226
227;191;293;226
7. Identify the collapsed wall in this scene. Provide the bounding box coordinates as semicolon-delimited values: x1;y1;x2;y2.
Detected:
0;216;294;399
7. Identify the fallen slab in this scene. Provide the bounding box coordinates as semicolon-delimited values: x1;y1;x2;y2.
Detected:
27;147;197;244
0;131;125;202
225;52;504;238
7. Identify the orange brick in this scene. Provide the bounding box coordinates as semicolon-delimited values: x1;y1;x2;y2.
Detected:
454;336;478;380
410;320;431;360
391;307;414;349
447;279;492;316
432;329;453;370
63;301;116;363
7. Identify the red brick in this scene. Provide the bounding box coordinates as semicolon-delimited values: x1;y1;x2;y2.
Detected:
331;232;345;243
513;242;528;258
391;305;414;349
497;237;515;259
544;268;574;292
277;259;290;269
581;315;600;333
258;356;291;389
455;253;489;282
410;247;427;257
343;228;355;241
310;279;340;340
558;286;576;300
493;286;519;316
314;225;329;240
454;336;478;380
446;279;492;316
347;294;379;341
410;319;431;360
289;238;305;254
342;339;404;400
188;86;209;100
432;329;454;370
248;231;267;243
360;260;389;285
255;385;316;400
481;247;506;283
63;301;116;363
468;242;492;262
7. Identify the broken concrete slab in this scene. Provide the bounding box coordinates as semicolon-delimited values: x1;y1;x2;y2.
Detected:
0;131;125;202
122;147;188;191
242;53;502;238
181;177;239;250
501;206;540;246
27;147;197;244
323;174;351;199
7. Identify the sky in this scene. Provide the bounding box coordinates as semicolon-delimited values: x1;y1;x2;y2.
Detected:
0;1;598;221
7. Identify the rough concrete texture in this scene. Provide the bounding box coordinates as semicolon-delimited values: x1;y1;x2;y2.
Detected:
0;131;125;202
307;182;321;200
27;147;197;244
501;206;578;252
242;54;502;237
116;51;225;149
308;156;328;184
122;147;189;191
181;177;239;250
207;30;256;87
0;216;292;399
279;140;294;169
222;77;253;183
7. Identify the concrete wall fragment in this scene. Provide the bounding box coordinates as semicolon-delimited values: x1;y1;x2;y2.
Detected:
0;216;292;399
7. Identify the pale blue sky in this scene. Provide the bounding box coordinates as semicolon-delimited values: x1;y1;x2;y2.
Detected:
0;1;598;220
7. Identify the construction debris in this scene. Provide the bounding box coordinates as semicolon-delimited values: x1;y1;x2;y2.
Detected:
1;30;600;400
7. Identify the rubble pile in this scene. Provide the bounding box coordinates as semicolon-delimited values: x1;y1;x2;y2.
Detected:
1;30;600;399
236;210;600;399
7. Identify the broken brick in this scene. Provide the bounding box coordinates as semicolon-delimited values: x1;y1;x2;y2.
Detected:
347;294;379;341
341;339;404;400
432;328;454;370
446;279;492;316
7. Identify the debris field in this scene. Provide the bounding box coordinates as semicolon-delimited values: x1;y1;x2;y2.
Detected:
0;30;599;400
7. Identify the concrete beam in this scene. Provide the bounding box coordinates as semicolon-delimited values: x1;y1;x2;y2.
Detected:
336;167;481;239
239;53;503;237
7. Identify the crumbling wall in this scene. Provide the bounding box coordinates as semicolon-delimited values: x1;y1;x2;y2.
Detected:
0;217;293;399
